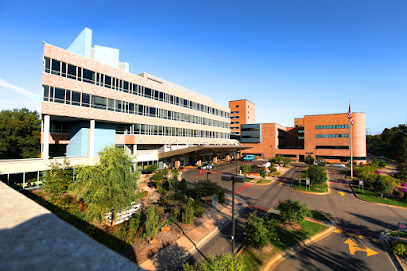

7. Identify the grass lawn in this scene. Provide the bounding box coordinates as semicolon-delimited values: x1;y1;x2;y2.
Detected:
257;179;272;184
390;231;407;238
240;213;327;271
352;185;407;208
291;180;328;193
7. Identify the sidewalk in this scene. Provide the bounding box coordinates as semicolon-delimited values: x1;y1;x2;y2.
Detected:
140;195;247;271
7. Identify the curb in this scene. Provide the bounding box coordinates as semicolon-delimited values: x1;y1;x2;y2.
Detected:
263;218;336;271
290;184;330;195
380;231;406;271
348;184;407;210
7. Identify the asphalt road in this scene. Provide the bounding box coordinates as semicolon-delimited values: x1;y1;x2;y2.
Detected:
181;162;407;270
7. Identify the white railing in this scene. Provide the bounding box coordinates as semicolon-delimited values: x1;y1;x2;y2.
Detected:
105;202;142;225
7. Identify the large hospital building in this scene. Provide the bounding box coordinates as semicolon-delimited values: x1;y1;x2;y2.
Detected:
41;28;245;171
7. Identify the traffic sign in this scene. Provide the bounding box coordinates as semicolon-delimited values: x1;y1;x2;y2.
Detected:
399;223;407;232
359;180;364;186
306;179;310;185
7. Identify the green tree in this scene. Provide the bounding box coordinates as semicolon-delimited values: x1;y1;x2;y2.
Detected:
275;155;283;166
307;166;327;189
282;157;291;167
277;199;311;224
70;146;140;225
0;108;41;159
259;167;267;179
373;175;395;198
305;155;314;166
397;159;407;182
378;160;387;168
182;198;195;224
182;253;245;271
193;180;223;199
179;178;188;191
44;159;73;201
141;206;164;242
244;211;278;248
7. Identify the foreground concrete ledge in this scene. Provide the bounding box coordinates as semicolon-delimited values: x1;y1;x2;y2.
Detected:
263;217;336;271
380;231;407;271
0;182;144;271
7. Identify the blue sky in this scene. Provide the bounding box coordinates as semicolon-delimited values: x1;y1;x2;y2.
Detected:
0;0;406;134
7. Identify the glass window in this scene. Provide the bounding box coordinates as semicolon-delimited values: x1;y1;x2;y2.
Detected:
65;90;71;104
92;96;106;110
82;93;90;107
123;81;129;93
149;107;156;117
83;69;95;83
67;64;76;79
154;90;159;100
77;67;82;81
72;91;80;106
105;76;112;88
44;57;51;72
115;100;122;112
43;86;49;101
54;88;65;103
145;88;151;98
129;103;135;114
159;92;164;101
51;59;60;75
108;99;115;111
61;62;67;76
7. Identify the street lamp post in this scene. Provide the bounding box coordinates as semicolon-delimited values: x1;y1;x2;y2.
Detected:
206;172;211;181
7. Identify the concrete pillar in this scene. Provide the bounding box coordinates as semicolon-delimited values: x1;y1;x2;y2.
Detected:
37;171;40;188
213;156;218;164
226;154;230;162
175;159;180;169
89;120;95;157
236;152;240;159
43;115;50;160
133;144;137;156
197;157;202;167
23;172;26;189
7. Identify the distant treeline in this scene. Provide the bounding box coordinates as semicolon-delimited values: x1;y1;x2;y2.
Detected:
367;124;407;161
0;108;41;159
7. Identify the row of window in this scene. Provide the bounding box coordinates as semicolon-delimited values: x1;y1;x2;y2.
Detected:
315;125;349;129
298;136;304;139
230;116;239;119
43;85;230;129
230;111;239;114
315;134;349;138
316;146;349;149
241;127;260;132
298;130;304;133
231;121;239;124
117;124;229;139
44;57;230;119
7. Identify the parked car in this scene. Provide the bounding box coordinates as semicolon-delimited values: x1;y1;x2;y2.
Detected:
243;155;256;161
200;163;213;170
332;163;346;168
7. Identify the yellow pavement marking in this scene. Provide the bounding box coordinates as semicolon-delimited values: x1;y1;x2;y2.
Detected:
279;182;282;186
339;192;345;196
334;229;341;233
344;239;379;256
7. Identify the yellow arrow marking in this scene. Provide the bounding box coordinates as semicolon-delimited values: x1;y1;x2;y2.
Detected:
339;192;345;196
334;229;341;233
344;239;378;256
279;182;282;186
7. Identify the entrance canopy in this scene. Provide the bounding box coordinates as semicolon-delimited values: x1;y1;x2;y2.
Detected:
158;145;252;159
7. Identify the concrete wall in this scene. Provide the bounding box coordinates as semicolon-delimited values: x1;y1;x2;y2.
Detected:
229;99;255;135
67;27;92;58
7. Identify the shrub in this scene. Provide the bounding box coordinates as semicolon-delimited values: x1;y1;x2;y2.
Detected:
137;190;148;199
269;166;277;173
305;155;314;165
251;164;259;173
394;189;404;199
244;212;278;248
379;160;387;168
218;188;225;204
194;201;204;217
373;175;395;198
168;207;180;225
277;199;311;224
44;159;73;201
179;178;188;191
259;167;267;179
150;171;164;181
282;157;291;167
193;180;222;199
144;164;158;174
182;198;195;224
240;164;251;175
141;206;165;242
171;168;179;180
182;253;245;271
307;166;327;189
390;240;407;256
